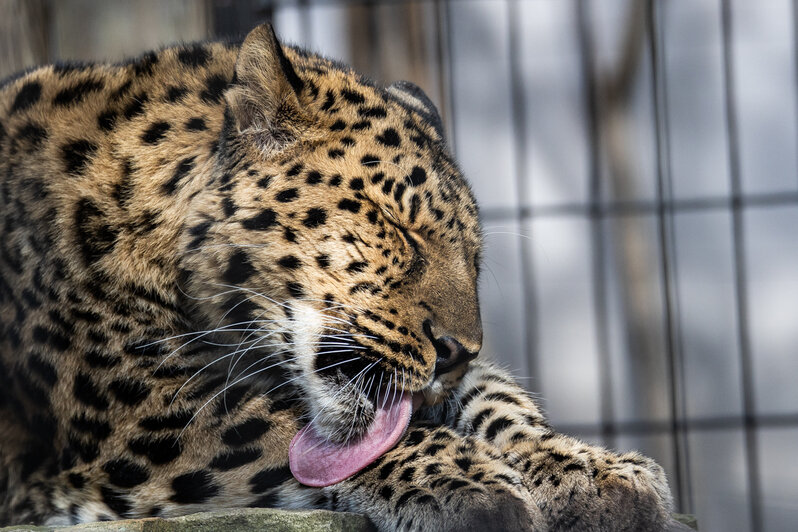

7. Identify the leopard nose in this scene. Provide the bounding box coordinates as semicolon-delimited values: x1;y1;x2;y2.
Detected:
424;321;479;377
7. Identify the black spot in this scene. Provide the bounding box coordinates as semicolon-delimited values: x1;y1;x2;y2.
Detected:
140;121;171;144
103;459;149;488
359;106;387;118
166;86;188;102
162;156;195;195
407;166;428;186
249;466;293;494
346;261;367;273
109;378;151;406
399;466;415;481
337;199;361;213
283;227;297;242
277;255;301;270
221;197;237;217
409;194;420;223
315;254;330;268
380;485;394;500
351;120;371;131
123;91;149;119
470;407;494;431
17;122;48;149
27;354;57;386
302;207;326;228
97;110;117;131
241;208;277;230
379;460;397;480
11;81;42;114
209;447;263;471
177;44;210;68
485;416;515;441
53;79;104;107
100;486;131;518
75;197;118;265
286;282;304;298
423;443;445;456
62;140;98;175
328;175;342;187
222;418;271;447
320;90;336;112
275;188;299;202
170;470;220;504
223;250;255;285
185;117;207;131
404;430;426;447
455;456;472;472
138;410;194;431
68;472;86;489
200;74;229;103
393;182;407;204
328;148;345;159
349;178;364;190
70;413;112;440
367;210;379;224
330;120;346;131
128;435;182;465
376;128;401;147
84;349;120;368
305;171;323;185
73;372;109;410
341;89;365;104
286;163;303;177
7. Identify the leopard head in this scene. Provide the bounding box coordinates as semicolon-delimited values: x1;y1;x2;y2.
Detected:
179;24;482;444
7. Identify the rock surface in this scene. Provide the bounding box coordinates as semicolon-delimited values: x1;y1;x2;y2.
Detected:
1;508;698;531
0;508;372;532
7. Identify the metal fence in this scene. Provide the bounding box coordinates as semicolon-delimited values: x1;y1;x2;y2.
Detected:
3;1;797;531
256;2;798;531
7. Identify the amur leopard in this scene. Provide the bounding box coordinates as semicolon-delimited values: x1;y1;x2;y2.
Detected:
0;24;684;531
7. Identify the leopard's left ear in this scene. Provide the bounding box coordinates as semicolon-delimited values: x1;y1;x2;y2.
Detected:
225;23;307;151
387;81;445;140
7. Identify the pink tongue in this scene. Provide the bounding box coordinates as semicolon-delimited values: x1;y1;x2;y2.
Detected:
289;392;413;487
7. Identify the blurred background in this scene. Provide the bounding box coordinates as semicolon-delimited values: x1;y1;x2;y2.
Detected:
2;0;797;530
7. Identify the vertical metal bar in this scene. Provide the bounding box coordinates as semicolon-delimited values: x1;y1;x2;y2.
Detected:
793;0;798;189
298;0;311;48
438;0;457;152
575;0;615;447
720;1;763;530
647;0;692;513
506;0;540;394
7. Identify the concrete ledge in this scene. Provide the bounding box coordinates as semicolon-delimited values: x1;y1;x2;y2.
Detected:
3;508;697;531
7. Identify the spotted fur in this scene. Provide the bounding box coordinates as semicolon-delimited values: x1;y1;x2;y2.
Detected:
0;24;677;531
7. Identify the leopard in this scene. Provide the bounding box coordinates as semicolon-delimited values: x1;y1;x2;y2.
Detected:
0;23;685;531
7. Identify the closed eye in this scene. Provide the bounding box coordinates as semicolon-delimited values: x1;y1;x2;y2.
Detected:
399;227;426;277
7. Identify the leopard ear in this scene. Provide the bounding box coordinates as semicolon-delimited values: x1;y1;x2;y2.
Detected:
225;23;306;150
387;81;444;139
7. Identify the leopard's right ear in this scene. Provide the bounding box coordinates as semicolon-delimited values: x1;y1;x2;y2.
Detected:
225;24;307;151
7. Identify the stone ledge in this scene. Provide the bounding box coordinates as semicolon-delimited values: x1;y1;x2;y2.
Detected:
3;508;697;531
1;508;372;532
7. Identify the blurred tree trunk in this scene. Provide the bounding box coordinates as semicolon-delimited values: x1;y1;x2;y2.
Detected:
0;0;50;79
